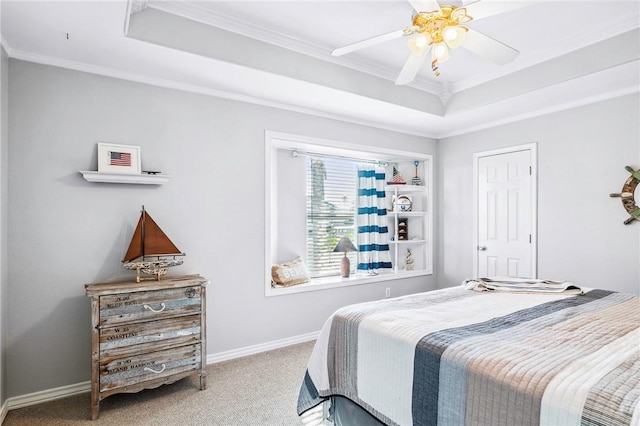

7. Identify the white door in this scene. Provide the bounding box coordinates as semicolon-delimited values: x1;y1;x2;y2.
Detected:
475;146;536;278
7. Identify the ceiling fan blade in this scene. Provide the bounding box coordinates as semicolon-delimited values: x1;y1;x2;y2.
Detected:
464;0;535;21
332;28;412;57
462;28;519;65
395;48;431;85
408;0;441;13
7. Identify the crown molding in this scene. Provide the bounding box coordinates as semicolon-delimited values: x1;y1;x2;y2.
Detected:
145;1;444;96
1;36;14;57
6;47;441;138
5;28;637;141
129;0;149;15
444;85;640;139
124;0;149;35
440;60;640;138
451;14;640;93
143;1;639;100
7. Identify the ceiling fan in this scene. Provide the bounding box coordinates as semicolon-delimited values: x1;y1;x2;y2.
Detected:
331;0;529;85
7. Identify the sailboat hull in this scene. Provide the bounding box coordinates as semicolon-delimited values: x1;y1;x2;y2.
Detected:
124;259;184;282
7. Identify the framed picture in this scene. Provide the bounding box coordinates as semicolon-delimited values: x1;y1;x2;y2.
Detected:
97;143;141;174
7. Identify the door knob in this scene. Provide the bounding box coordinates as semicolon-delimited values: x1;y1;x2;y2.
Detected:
478;245;487;251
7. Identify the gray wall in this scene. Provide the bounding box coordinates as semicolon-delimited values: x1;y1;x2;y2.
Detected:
1;45;8;410
5;57;639;401
438;94;640;294
6;60;437;397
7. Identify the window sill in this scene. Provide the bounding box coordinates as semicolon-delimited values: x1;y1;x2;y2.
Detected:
265;269;431;297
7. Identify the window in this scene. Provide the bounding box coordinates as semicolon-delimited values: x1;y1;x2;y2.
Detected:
266;131;433;296
306;156;358;278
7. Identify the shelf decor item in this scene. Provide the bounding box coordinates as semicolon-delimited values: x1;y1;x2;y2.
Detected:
97;142;141;175
393;194;412;212
610;166;640;225
397;217;409;240
405;249;414;270
387;166;406;185
411;160;423;186
333;237;358;278
122;205;185;282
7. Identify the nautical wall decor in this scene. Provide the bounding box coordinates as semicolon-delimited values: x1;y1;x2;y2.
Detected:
610;166;640;225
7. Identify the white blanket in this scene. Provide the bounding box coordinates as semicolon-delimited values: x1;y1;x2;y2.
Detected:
463;276;584;294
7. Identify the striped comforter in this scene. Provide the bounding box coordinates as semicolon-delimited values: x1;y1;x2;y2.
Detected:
297;286;640;425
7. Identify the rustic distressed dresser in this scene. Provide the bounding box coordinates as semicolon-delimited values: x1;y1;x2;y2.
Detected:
85;274;208;420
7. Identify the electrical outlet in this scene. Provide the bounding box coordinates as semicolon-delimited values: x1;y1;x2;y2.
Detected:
385;288;391;298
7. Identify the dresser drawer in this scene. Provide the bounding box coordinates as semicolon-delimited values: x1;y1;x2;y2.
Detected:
100;344;201;392
100;315;201;358
99;286;201;326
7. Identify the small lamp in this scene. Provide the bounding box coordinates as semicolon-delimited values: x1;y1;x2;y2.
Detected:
333;237;358;278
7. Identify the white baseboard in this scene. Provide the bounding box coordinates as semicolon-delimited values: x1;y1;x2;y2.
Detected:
206;330;319;364
6;381;90;411
1;331;319;415
0;399;8;425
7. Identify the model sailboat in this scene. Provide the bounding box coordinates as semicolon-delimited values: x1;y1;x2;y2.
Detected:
123;206;185;282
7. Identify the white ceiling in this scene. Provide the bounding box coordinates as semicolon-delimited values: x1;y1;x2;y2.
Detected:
1;0;639;138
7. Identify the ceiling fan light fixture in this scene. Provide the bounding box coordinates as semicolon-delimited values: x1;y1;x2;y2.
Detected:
450;7;472;24
442;25;467;49
432;41;449;63
332;0;519;83
407;32;432;56
406;5;472;73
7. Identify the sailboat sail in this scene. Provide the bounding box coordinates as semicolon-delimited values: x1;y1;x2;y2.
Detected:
123;208;183;263
123;216;144;262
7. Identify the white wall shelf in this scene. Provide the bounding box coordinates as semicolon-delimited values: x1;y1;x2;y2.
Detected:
385;185;426;192
387;211;426;217
386;176;431;274
390;240;427;244
80;171;171;185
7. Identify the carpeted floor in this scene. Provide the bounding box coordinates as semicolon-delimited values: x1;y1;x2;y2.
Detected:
3;340;316;425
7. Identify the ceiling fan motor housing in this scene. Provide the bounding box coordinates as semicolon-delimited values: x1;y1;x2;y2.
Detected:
412;5;471;44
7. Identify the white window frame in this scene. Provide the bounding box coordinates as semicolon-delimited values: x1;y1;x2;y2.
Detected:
265;130;433;297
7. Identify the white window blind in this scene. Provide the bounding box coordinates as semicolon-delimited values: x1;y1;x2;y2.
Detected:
306;156;358;278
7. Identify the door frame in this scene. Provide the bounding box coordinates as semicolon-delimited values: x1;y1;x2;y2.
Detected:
472;143;538;278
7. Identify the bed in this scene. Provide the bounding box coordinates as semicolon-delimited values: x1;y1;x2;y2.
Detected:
297;282;640;425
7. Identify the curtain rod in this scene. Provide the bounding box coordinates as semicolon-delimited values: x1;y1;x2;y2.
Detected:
290;149;390;167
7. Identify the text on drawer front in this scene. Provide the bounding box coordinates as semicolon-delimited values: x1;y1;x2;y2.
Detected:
100;344;201;385
99;287;201;310
99;326;200;353
100;298;200;319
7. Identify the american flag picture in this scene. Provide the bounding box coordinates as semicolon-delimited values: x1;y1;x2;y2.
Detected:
109;151;132;167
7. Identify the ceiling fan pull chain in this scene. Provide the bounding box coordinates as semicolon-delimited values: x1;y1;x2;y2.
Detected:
431;59;440;77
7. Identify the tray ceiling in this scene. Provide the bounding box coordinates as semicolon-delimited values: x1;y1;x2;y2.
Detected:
2;0;639;137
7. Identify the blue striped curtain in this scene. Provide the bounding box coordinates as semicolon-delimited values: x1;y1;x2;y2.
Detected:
357;166;392;273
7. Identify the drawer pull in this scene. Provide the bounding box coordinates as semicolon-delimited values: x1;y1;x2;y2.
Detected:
143;303;166;313
144;364;166;374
